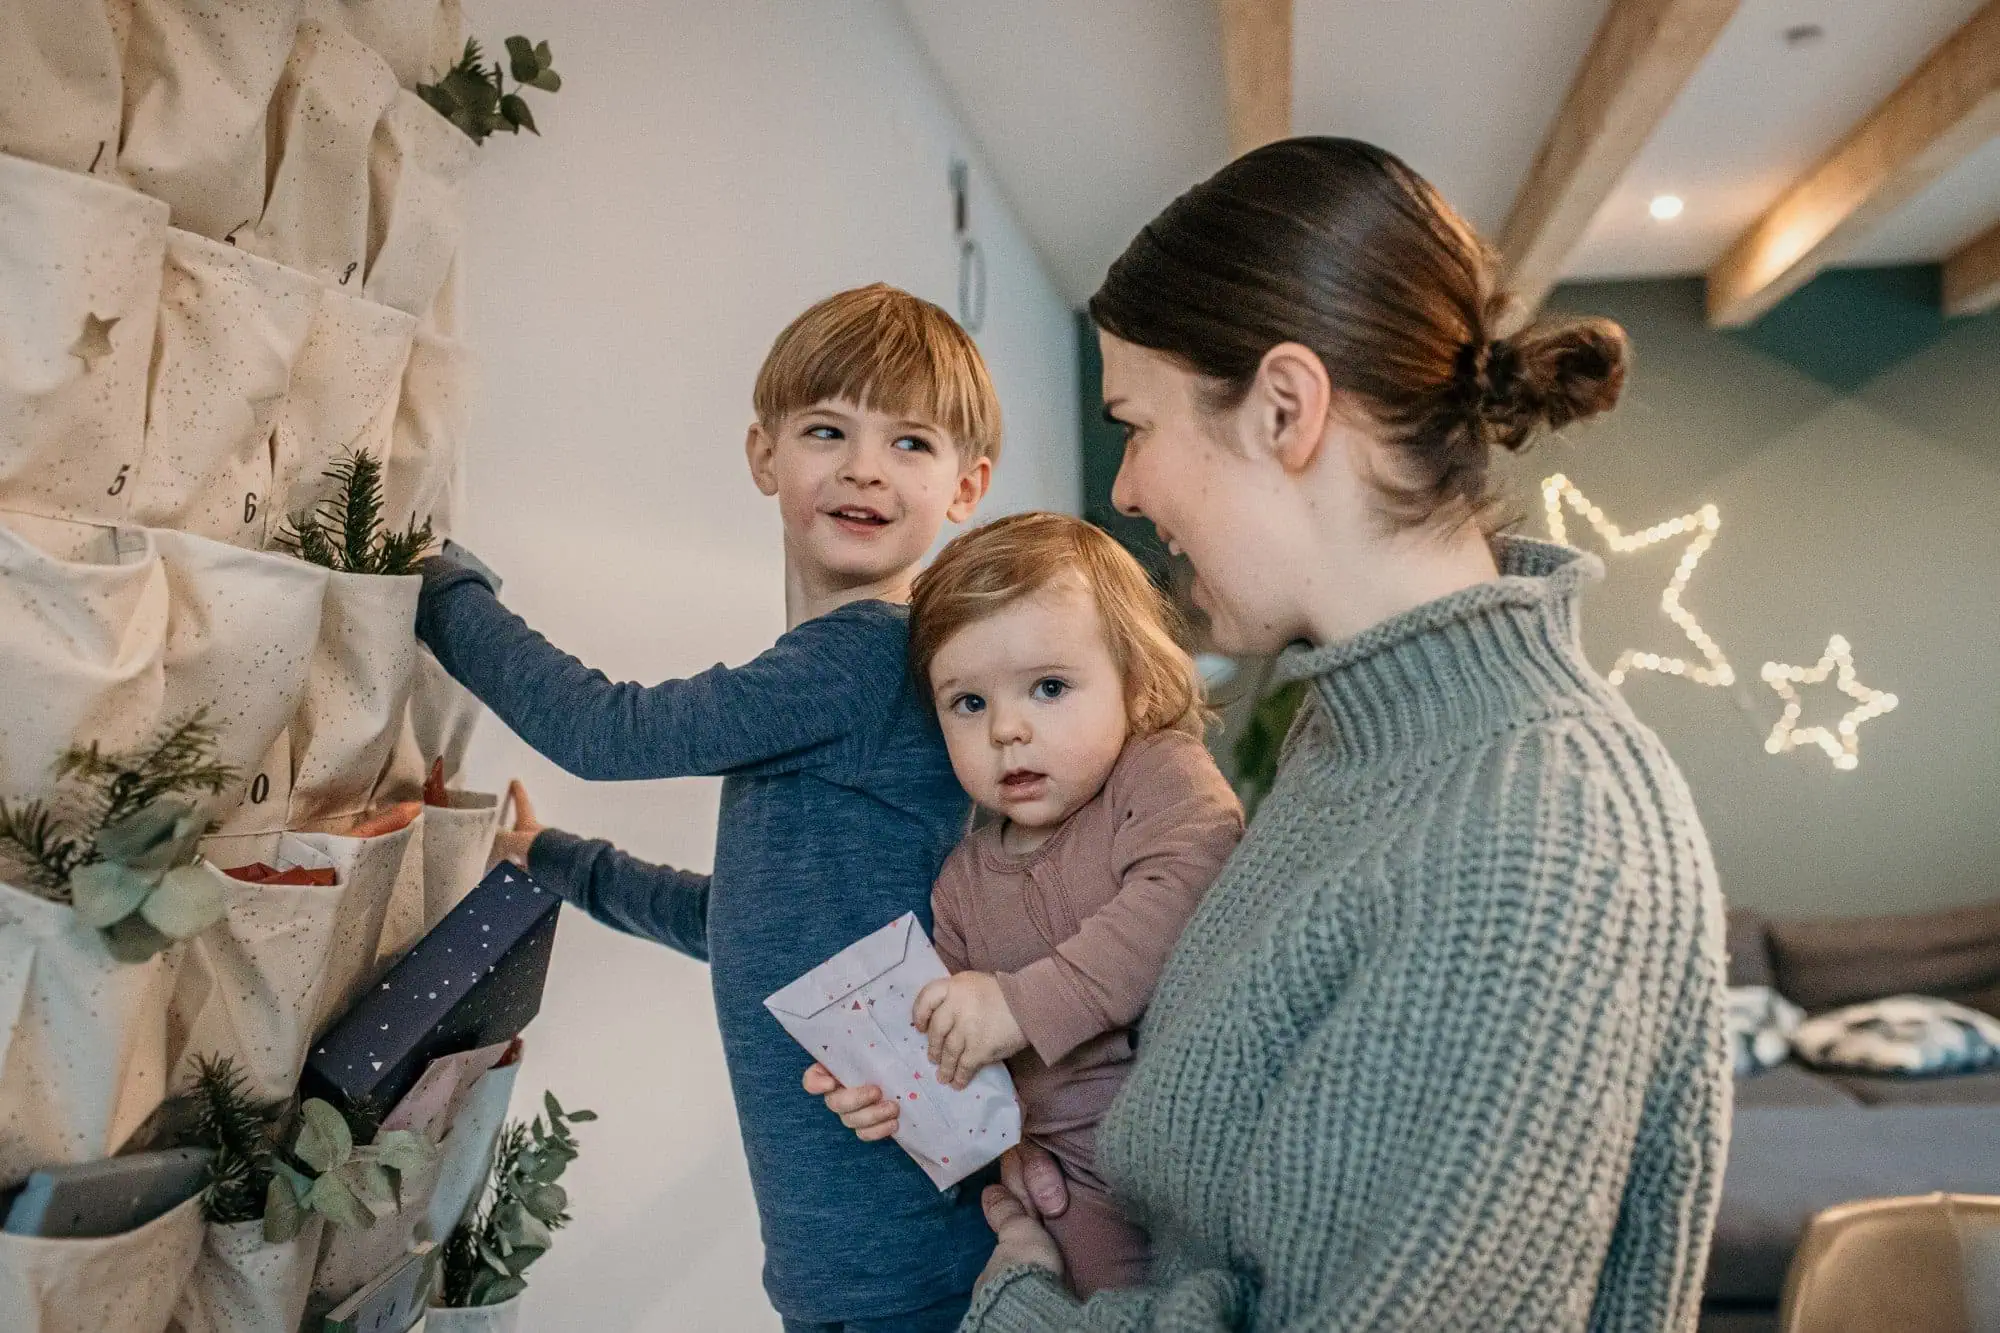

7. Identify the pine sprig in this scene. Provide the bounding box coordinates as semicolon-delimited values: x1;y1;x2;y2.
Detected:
277;451;435;577
180;1055;284;1225
0;798;83;891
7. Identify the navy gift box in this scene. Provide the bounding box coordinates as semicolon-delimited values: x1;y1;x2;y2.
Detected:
303;863;561;1115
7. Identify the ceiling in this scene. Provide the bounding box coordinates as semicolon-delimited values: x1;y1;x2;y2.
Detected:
895;0;2000;306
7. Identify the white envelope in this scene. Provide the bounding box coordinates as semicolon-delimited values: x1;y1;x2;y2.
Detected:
765;913;1021;1189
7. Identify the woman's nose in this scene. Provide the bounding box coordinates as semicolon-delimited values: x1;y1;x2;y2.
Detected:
1109;449;1143;518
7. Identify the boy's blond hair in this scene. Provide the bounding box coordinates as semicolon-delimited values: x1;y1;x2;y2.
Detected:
910;512;1208;739
753;284;1001;465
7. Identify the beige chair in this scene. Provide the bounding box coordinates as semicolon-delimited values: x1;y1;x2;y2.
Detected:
1781;1193;2000;1333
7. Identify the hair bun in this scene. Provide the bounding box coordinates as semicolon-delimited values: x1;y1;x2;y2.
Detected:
1484;316;1629;451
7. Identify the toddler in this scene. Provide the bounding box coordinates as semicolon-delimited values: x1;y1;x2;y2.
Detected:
812;512;1242;1297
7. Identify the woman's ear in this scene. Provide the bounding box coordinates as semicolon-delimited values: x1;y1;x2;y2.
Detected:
1251;343;1333;473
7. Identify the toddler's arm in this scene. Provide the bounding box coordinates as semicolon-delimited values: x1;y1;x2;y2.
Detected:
415;553;903;782
997;732;1243;1067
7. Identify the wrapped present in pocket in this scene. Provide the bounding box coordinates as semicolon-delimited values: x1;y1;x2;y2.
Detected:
119;0;307;242
129;232;320;546
0;518;167;805
172;1213;323;1333
766;913;1021;1189
0;0;128;177
246;16;398;286
0;1195;203;1332
303;862;559;1117
424;1042;521;1244
173;836;347;1100
0;152;168;525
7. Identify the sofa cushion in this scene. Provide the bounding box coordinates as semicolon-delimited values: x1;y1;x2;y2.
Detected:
1728;986;1805;1076
1708;1106;2000;1303
1769;900;2000;1016
1727;909;1776;989
1794;996;2000;1076
1828;1066;2000;1107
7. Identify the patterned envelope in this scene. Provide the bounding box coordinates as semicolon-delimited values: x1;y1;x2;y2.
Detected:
766;913;1021;1189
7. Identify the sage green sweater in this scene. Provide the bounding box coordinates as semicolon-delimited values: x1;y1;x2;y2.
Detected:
964;538;1731;1332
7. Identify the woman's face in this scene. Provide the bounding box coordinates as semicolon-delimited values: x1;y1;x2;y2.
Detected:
1101;332;1304;655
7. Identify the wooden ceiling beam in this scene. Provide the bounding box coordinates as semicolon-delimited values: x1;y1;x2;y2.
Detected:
1944;218;2000;316
1500;0;1740;316
1707;0;2000;328
1217;0;1291;158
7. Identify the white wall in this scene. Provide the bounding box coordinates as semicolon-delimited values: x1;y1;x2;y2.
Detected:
451;3;1079;1327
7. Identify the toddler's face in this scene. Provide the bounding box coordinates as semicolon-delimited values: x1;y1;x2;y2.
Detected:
929;578;1131;835
749;399;987;593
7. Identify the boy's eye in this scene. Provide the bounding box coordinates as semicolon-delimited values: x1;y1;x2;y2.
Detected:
950;693;985;716
805;424;843;441
1031;678;1068;702
893;435;935;454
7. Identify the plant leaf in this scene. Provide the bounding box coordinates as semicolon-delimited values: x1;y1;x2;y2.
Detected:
565;1108;597;1122
347;1160;396;1217
309;1169;374;1230
139;862;226;938
264;1175;303;1242
499;94;537;135
505;35;538;82
93;800;191;867
69;860;154;928
295;1099;353;1173
371;1129;432;1176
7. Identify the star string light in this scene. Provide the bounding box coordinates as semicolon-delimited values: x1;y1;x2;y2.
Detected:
1760;635;1898;771
1540;474;1734;688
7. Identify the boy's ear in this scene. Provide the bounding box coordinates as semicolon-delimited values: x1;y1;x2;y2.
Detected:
946;456;992;524
744;422;780;497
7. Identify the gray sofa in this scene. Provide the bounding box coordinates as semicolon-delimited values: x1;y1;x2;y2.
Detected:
1702;902;2000;1330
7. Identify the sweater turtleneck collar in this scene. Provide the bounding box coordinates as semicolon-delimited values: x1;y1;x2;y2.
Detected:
1272;536;1608;769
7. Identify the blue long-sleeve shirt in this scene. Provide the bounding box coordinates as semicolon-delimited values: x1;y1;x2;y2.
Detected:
415;563;993;1322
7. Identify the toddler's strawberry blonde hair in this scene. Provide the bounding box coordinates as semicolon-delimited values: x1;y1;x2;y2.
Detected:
909;512;1208;739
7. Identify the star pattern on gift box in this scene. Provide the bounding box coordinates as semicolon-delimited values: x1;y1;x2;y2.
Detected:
1541;474;1734;689
1760;635;1899;772
68;312;119;371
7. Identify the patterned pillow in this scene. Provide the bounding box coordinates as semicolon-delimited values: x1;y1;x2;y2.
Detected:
1728;985;1804;1076
1793;995;2000;1076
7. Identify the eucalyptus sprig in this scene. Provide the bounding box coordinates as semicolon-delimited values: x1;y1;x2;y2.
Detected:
438;1092;596;1308
276;451;434;577
416;36;560;144
264;1099;435;1243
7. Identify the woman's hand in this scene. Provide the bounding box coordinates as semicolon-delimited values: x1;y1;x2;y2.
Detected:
913;971;1028;1088
490;779;542;870
802;1063;902;1141
977;1181;1065;1289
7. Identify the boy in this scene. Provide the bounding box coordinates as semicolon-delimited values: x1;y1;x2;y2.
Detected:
414;285;999;1330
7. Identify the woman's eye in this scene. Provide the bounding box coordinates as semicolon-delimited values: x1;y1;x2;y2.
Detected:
951;694;985;715
1032;678;1068;701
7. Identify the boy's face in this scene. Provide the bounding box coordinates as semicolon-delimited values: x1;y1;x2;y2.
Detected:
746;399;990;595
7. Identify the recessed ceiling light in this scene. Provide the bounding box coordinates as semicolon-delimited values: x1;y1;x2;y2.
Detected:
1650;194;1685;222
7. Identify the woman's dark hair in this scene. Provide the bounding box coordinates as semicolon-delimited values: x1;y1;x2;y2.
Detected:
1089;137;1628;527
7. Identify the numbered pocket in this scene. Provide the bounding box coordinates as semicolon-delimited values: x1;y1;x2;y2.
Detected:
207;734;292;840
383;326;471;539
244;17;398;286
0;881;184;1187
172;1214;324;1333
328;0;463;90
289;815;424;1033
0;0;127;178
174;838;345;1101
0;518;167;806
0;153;169;526
129;232;320;546
119;0;307;242
288;571;422;828
153;531;331;825
268;284;417;532
0;1195;204;1333
418;791;500;932
365;91;477;318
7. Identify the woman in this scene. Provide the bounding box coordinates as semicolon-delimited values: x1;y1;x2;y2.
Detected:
811;137;1731;1330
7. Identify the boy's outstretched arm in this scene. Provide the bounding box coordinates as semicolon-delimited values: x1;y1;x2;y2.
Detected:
416;553;901;781
530;829;710;961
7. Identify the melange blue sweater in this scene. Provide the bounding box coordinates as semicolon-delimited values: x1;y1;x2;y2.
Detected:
415;564;993;1323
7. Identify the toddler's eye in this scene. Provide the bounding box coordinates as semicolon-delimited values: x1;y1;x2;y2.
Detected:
1032;678;1068;701
951;693;985;716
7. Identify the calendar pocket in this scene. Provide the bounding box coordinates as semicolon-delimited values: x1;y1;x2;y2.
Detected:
0;0;128;178
0;1195;204;1333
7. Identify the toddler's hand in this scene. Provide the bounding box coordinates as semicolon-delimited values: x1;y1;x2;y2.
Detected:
913;972;1027;1089
802;1063;901;1141
489;779;542;871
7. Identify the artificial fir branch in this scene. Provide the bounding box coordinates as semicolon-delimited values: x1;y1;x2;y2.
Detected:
277;451;435;577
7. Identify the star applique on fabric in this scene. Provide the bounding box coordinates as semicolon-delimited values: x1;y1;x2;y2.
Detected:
1761;635;1898;772
1542;474;1734;688
68;312;120;371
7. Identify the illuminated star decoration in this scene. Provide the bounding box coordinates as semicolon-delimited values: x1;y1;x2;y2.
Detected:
1760;635;1898;772
68;312;119;371
1541;474;1734;688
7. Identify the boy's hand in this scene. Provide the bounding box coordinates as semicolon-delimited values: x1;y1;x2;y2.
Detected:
913;972;1027;1089
489;779;543;870
802;1063;900;1141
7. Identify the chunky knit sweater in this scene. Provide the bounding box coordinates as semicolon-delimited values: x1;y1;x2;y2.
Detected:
964;537;1732;1332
